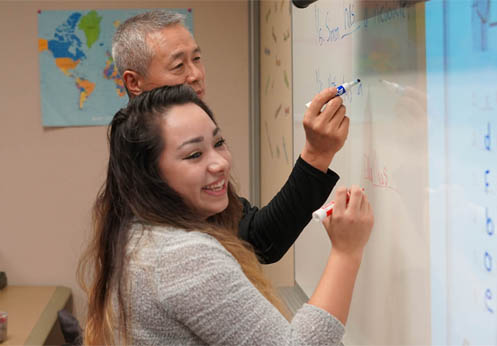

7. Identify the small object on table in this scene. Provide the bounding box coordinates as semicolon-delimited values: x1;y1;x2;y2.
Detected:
0;311;7;343
0;272;7;290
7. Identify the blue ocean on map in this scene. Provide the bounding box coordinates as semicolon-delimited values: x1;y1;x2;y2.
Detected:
38;9;193;127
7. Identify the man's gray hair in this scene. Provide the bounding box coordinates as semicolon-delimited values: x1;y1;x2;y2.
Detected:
112;10;186;77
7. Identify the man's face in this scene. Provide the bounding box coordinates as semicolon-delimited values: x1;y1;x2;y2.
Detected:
136;24;206;98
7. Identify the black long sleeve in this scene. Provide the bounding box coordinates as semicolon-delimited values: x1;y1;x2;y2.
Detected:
238;156;339;264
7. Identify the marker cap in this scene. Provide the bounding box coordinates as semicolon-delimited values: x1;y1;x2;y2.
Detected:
312;208;328;222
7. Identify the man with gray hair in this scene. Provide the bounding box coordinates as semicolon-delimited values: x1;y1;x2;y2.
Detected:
111;9;349;264
112;11;205;98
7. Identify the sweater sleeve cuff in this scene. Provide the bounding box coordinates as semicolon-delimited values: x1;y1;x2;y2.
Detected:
292;303;345;345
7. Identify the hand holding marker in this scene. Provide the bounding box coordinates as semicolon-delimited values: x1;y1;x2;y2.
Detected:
313;188;365;222
313;192;350;222
305;79;361;110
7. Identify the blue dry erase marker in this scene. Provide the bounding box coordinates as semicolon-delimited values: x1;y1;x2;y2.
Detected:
305;78;361;109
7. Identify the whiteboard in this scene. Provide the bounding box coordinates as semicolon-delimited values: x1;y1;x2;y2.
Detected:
292;1;430;344
292;1;497;345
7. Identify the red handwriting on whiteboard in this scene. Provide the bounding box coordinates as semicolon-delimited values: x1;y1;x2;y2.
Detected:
363;152;394;190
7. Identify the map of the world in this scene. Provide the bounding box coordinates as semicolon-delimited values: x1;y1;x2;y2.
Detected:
38;9;193;127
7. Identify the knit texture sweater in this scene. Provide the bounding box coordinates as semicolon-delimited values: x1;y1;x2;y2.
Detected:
119;224;345;345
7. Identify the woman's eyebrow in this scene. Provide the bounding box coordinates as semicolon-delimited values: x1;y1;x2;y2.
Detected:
177;136;203;150
177;127;220;150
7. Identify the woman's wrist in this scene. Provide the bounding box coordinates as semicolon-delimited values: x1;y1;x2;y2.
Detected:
329;248;364;269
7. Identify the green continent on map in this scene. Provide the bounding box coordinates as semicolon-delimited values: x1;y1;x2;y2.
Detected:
78;10;102;48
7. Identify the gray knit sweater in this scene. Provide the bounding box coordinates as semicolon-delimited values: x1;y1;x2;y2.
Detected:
119;224;345;345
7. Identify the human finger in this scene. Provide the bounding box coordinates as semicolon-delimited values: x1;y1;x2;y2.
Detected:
338;115;350;137
326;111;349;143
326;104;346;130
346;185;364;213
307;87;338;116
361;193;374;228
332;187;348;215
321;96;343;122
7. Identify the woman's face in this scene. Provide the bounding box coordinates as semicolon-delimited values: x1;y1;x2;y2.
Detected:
158;103;232;219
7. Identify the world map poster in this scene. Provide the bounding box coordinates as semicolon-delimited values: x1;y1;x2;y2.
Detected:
38;9;193;127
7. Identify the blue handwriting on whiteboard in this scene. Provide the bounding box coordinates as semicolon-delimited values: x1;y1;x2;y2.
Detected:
314;5;360;46
486;207;495;235
485;169;490;192
373;5;407;24
484;251;493;272
342;2;361;39
313;69;362;105
485;289;494;313
485;122;491;151
314;3;409;47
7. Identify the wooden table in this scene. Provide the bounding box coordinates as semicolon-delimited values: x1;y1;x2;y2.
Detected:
0;286;72;345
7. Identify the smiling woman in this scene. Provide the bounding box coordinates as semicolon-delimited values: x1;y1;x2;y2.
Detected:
78;84;373;346
158;102;232;219
78;84;285;345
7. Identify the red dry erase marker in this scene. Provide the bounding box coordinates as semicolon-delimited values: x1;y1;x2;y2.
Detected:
312;191;353;222
312;201;335;221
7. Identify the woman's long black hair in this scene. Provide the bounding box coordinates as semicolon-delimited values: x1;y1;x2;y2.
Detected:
78;85;252;345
